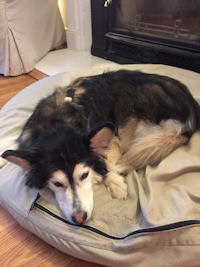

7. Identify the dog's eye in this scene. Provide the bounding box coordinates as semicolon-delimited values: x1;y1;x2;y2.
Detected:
80;171;89;181
54;182;64;187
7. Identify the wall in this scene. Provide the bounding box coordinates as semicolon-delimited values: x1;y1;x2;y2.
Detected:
58;0;67;28
66;0;92;51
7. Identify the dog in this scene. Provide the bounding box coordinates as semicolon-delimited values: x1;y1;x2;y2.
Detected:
2;70;200;225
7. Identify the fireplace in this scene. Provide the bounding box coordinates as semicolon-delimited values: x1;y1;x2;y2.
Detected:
91;0;200;72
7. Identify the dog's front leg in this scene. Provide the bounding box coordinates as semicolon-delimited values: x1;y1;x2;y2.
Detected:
104;171;128;200
104;137;128;200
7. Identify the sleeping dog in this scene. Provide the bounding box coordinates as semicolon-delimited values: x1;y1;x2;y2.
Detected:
2;70;200;224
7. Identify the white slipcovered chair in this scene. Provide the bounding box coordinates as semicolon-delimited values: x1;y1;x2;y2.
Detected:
0;0;66;76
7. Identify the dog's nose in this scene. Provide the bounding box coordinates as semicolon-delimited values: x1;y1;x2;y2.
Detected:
71;211;87;225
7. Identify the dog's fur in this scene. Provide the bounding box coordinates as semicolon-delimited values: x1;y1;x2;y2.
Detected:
2;70;200;224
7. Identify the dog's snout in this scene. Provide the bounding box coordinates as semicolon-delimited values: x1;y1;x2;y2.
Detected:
72;211;87;225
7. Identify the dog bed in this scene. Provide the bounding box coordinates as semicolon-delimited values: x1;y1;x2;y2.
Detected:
1;64;200;267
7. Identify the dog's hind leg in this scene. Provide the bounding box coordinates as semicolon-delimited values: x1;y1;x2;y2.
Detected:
116;131;188;174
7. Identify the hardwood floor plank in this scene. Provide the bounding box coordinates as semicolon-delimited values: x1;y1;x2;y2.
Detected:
0;206;74;267
68;258;103;267
0;74;36;90
29;69;48;80
0;74;37;108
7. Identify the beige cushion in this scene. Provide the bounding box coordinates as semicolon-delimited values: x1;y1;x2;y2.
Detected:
0;64;200;266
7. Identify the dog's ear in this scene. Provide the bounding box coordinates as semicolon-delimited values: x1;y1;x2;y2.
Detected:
1;149;37;171
88;125;114;157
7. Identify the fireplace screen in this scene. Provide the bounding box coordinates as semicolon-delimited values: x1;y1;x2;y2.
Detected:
115;0;200;43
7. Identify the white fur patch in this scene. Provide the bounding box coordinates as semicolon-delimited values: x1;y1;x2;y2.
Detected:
72;163;90;183
48;165;95;224
72;163;94;220
48;170;69;189
160;119;184;135
135;119;184;139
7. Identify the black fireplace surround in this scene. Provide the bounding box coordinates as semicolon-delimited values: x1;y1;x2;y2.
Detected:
91;0;200;73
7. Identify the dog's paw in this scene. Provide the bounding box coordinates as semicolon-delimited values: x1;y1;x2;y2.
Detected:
115;163;130;176
104;171;128;200
0;157;7;168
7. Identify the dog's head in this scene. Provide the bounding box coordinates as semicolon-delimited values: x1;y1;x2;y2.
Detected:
2;123;114;224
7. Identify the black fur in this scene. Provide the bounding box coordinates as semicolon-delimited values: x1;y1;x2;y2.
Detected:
2;70;200;188
75;70;200;135
12;124;107;188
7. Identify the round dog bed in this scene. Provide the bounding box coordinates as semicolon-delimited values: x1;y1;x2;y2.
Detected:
1;64;200;266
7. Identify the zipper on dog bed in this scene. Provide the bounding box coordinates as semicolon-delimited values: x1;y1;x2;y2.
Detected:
33;197;200;240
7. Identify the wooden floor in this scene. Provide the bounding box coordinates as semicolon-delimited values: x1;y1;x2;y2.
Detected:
0;70;103;267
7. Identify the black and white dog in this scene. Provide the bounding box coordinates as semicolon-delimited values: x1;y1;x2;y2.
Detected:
2;70;200;224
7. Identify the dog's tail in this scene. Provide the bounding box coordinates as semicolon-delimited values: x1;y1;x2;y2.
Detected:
117;131;188;173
